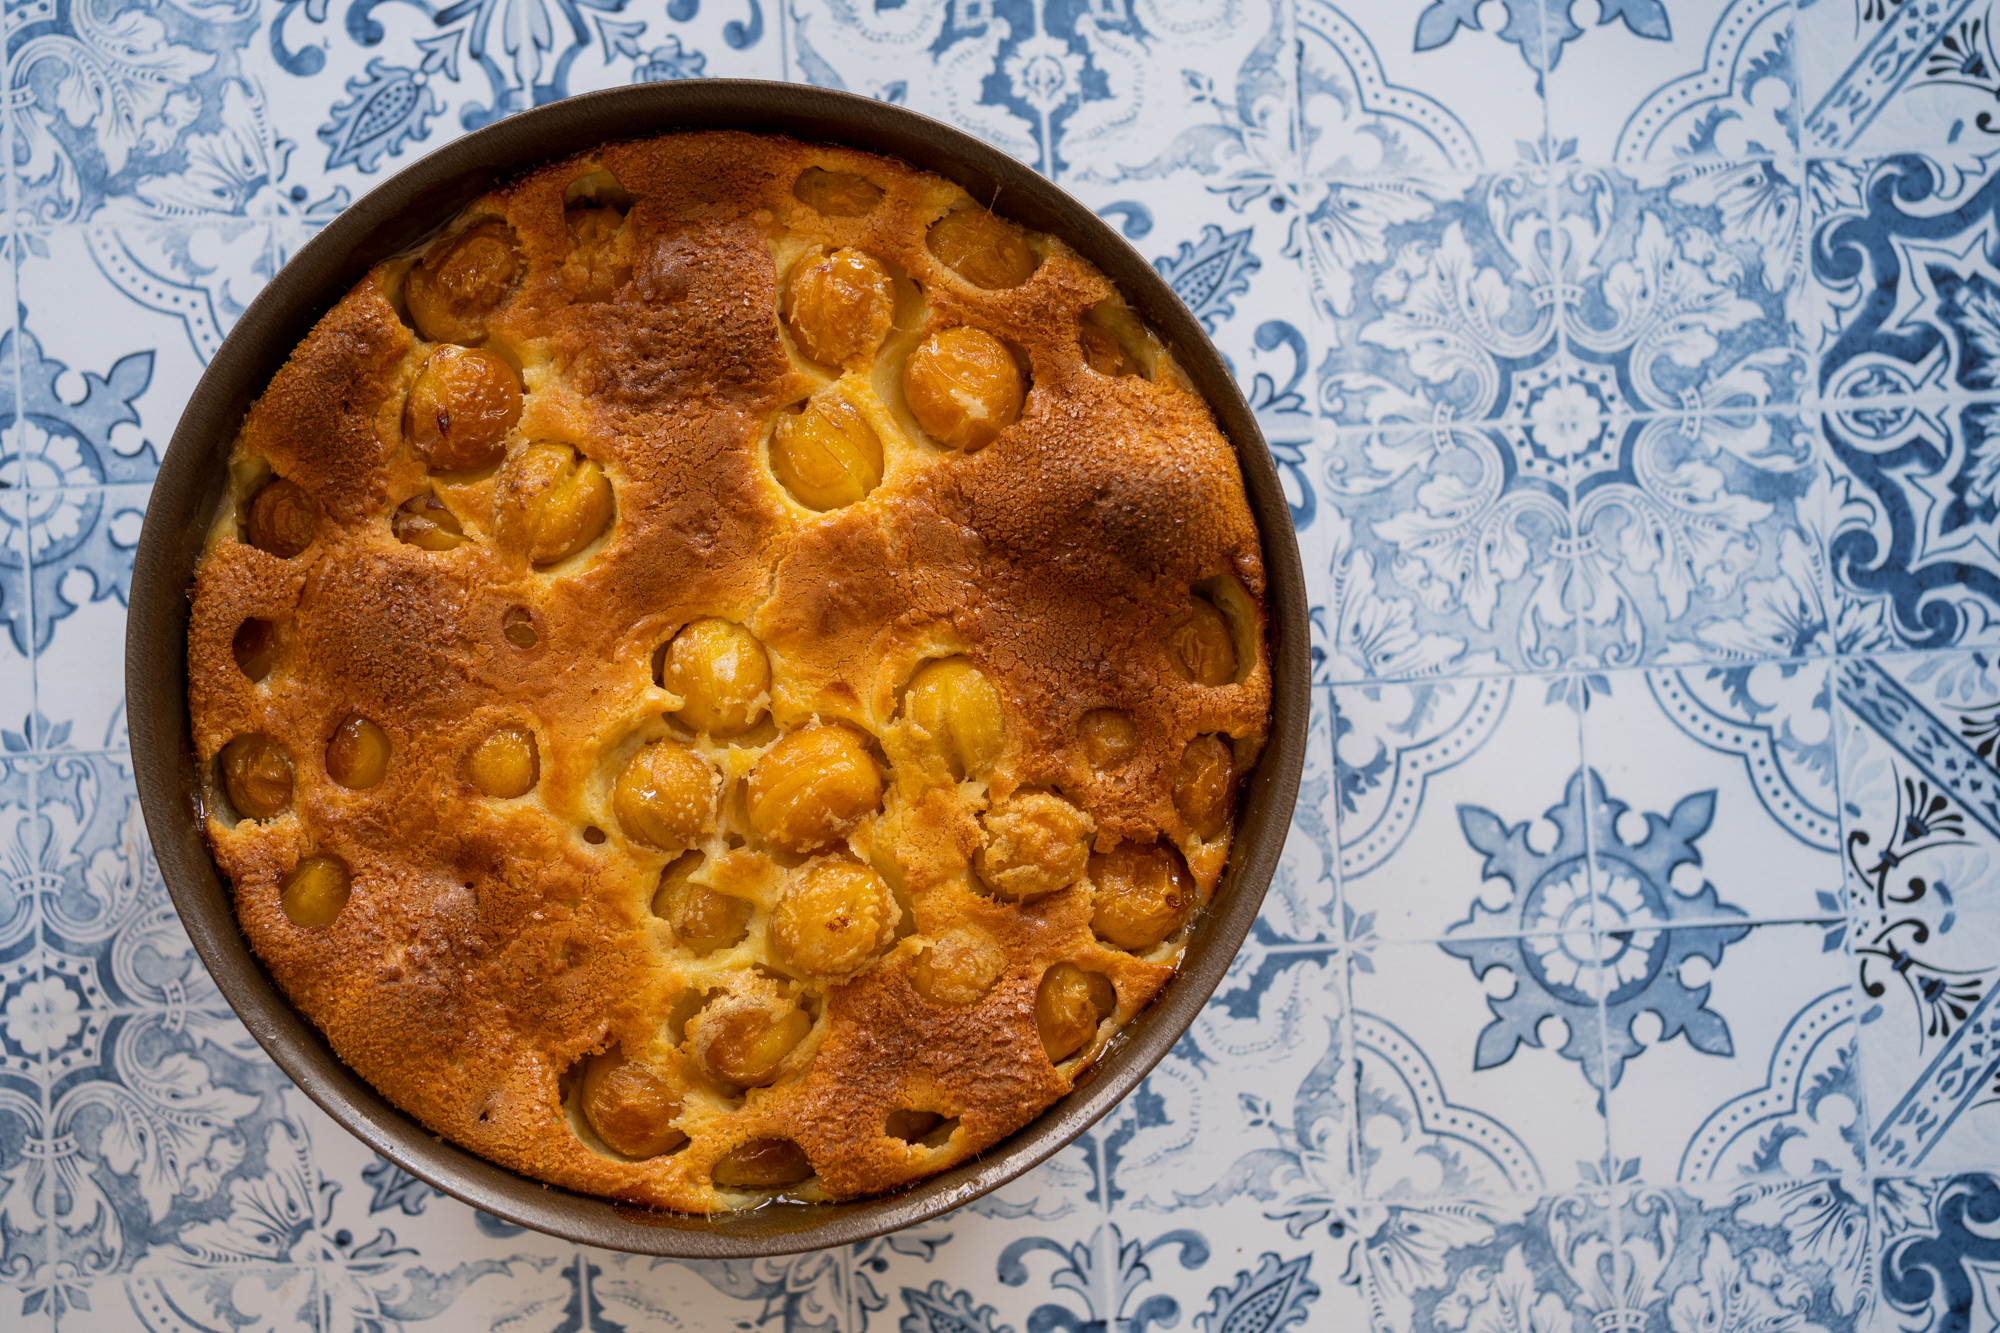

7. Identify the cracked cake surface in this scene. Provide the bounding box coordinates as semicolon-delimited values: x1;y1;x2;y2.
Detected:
186;130;1271;1213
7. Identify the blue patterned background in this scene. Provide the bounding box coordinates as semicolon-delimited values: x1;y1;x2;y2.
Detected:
4;0;2000;1328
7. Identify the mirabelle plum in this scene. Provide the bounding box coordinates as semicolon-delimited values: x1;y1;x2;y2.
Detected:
1079;320;1136;377
1089;842;1195;951
770;858;895;978
393;493;466;550
579;1049;686;1158
653;851;750;955
245;478;316;558
711;1138;812;1188
502;606;538;649
1167;598;1236;686
1034;962;1116;1063
912;926;1005;1005
686;981;812;1088
233;618;278;682
562;206;628;301
926;207;1039;289
771;394;883;510
469;727;538;798
973;792;1094;902
661;619;771;736
746;725;882;854
325;715;390;790
221;734;293;820
902;327;1024;452
404;221;520;344
794;167;883;217
280;856;351;927
614;741;717;851
403;346;521;473
497;442;614;565
1175;735;1236;840
782;249;896;369
884;1109;945;1142
901;658;1003;781
1079;709;1137;769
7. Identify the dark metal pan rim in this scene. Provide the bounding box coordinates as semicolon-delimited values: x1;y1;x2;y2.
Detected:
125;79;1309;1258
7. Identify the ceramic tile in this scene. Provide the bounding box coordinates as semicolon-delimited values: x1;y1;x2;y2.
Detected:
1;1;1997;1327
1832;651;2000;1177
28;486;149;754
1352;937;1612;1198
1334;674;1588;941
1605;923;1864;1185
1543;0;1802;169
1580;662;1843;926
1297;0;1548;177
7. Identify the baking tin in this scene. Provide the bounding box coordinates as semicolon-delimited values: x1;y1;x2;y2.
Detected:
126;80;1309;1257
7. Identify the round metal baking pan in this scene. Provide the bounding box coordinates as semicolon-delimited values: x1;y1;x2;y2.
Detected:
127;80;1309;1256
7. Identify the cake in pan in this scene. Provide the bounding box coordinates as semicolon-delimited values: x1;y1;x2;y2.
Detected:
184;131;1271;1213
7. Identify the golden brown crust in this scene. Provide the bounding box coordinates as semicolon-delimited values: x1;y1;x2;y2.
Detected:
188;131;1269;1213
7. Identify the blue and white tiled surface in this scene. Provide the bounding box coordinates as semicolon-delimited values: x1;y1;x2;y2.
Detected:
5;1;2000;1329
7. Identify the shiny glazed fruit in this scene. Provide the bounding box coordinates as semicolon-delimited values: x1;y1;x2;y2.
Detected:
392;493;466;550
245;478;316;558
404;221;520;344
1175;734;1237;840
403;346;521;473
221;734;294;820
746;725;882;854
884;1109;945;1143
1089;842;1196;951
902;327;1024;452
562;206;628;301
1079;709;1137;769
782;249;896;369
614;741;717;851
770;859;895;978
1035;962;1116;1063
501;606;538;649
926;207;1039;289
689;989;812;1088
469;727;538;798
793;167;883;217
280;856;351;928
232;618;279;682
580;1050;686;1158
711;1138;812;1189
771;395;883;510
325;715;390;790
653;852;750;955
1167;597;1236;686
973;792;1094;901
901;658;1003;781
498;442;614;565
912;926;1005;1005
661;618;771;736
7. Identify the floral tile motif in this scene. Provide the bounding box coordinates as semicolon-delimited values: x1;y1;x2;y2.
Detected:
1795;0;2000;155
27;485;149;755
1542;0;1801;169
1833;652;2000;1177
1605;923;1865;1186
1297;0;1547;176
1333;673;1586;940
784;0;1294;183
1579;662;1843;925
1351;938;1612;1196
1875;1172;2000;1333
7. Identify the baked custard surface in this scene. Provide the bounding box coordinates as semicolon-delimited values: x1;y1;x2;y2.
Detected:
186;131;1271;1213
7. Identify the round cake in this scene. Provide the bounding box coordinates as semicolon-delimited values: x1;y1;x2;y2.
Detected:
184;130;1271;1213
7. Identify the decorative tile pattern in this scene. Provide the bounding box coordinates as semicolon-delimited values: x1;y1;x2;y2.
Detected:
0;0;1995;1329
